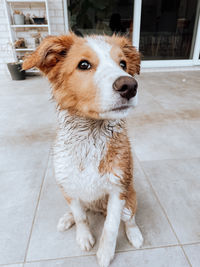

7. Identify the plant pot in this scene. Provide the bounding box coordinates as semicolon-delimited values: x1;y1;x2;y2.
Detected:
7;63;26;80
32;17;45;24
13;14;25;25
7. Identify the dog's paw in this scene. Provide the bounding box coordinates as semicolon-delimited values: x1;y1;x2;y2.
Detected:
76;226;95;251
96;244;114;267
125;225;143;249
57;212;75;232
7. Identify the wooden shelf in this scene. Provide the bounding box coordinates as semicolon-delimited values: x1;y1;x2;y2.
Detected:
15;48;34;51
11;24;48;28
7;0;45;3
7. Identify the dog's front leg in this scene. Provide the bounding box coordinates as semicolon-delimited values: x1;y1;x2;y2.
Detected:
69;199;95;251
97;192;124;267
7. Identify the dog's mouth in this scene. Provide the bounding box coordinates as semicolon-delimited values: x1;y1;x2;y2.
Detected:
110;105;131;112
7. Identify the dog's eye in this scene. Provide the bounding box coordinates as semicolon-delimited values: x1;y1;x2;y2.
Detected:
78;60;91;70
120;60;126;70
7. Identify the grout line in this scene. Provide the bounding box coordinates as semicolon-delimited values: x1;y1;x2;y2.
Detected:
0;263;24;267
17;243;196;265
137;156;200;164
2;241;199;266
22;147;52;267
135;155;193;267
16;245;185;264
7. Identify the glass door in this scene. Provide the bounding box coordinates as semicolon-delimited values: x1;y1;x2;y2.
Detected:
140;0;198;60
139;0;200;67
65;0;134;39
63;0;200;67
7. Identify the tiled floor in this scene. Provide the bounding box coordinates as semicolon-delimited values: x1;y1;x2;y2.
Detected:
0;71;200;267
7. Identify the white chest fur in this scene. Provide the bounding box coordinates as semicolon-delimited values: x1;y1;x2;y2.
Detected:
53;110;124;203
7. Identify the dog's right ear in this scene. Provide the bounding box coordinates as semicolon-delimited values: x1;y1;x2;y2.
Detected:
22;34;75;74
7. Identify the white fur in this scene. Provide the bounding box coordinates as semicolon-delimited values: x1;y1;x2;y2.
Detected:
86;36;138;119
125;215;143;249
57;210;74;232
97;193;125;267
54;111;125;255
54;110;143;266
54;110;123;203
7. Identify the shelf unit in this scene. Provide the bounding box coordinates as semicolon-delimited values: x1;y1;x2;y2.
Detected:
4;0;51;61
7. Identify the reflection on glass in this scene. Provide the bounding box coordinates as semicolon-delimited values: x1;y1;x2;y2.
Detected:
67;0;133;39
140;0;198;60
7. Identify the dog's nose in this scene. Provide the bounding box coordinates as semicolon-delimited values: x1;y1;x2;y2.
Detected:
113;76;138;100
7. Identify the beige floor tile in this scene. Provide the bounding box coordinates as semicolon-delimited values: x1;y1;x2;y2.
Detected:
0;168;48;265
0;94;56;137
26;157;177;261
128;72;200;161
141;158;200;243
128;120;200;161
183;244;200;267
138;71;200;114
25;246;189;267
0;76;50;96
0;140;52;173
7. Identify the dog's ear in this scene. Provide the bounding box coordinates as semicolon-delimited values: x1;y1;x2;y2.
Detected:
22;34;75;74
112;36;141;75
122;41;141;75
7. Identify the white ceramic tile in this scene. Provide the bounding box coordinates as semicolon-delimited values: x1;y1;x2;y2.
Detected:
0;94;56;137
183;244;200;267
143;72;200;112
2;264;23;267
26;157;177;261
25;246;189;267
0;168;48;265
0;140;52;173
0;76;51;96
141;158;200;244
128;120;200;161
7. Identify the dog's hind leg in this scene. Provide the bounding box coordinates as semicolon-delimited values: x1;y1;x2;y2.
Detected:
57;210;75;232
57;185;75;232
121;187;143;249
57;185;95;251
69;198;95;251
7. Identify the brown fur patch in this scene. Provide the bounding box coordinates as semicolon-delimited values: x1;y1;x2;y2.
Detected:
22;33;102;119
59;185;72;204
99;128;137;216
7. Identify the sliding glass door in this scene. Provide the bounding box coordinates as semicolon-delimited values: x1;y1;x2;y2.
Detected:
65;0;134;39
63;0;200;67
139;0;198;60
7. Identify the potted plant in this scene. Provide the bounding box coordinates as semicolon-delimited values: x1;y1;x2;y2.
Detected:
7;62;26;80
13;10;25;25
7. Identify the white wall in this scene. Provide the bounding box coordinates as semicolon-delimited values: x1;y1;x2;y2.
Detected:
0;0;66;76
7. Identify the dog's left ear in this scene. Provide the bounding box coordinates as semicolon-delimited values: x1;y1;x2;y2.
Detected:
122;41;141;75
22;34;75;75
112;36;141;75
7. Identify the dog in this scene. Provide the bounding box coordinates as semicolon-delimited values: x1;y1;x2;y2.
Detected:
23;32;143;267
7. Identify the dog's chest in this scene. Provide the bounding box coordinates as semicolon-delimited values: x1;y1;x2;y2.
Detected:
54;129;110;202
53;111;123;202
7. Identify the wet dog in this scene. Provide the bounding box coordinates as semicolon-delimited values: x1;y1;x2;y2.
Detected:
23;33;143;267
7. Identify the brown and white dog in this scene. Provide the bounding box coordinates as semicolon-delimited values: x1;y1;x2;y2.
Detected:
23;32;143;267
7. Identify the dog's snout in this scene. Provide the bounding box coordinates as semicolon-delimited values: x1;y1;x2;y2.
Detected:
113;76;138;100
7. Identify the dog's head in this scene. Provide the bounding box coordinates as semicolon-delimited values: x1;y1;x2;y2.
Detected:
23;33;140;119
